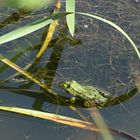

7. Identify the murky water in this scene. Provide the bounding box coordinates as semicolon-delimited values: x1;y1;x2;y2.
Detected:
0;0;140;139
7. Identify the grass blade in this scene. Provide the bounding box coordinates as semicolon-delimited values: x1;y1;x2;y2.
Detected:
76;12;140;60
0;12;69;45
0;19;52;45
66;0;75;36
0;106;137;139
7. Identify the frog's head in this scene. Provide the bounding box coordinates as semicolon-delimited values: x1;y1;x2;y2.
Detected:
59;80;77;90
59;80;81;96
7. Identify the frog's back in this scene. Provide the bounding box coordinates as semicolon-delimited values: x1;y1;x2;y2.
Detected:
83;86;110;97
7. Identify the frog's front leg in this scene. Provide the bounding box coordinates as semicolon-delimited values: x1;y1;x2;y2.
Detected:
70;97;94;108
70;97;76;103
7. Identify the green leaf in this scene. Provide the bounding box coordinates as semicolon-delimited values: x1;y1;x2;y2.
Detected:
66;0;75;36
0;12;69;45
0;19;52;45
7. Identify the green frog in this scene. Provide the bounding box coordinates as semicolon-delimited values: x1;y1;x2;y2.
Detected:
60;80;137;108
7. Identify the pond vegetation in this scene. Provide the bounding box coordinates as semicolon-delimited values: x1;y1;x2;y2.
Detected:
0;0;140;140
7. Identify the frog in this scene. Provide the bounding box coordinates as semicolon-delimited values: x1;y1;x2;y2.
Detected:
59;80;137;108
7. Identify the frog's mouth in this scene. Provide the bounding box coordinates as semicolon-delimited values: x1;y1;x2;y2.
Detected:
59;81;70;89
59;82;64;88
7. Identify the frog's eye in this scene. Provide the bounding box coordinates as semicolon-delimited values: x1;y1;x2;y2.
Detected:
66;84;71;89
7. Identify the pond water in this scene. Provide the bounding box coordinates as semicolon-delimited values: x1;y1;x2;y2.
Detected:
0;0;140;140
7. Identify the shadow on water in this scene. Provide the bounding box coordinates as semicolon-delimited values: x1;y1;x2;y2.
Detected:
0;85;138;109
0;23;81;110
